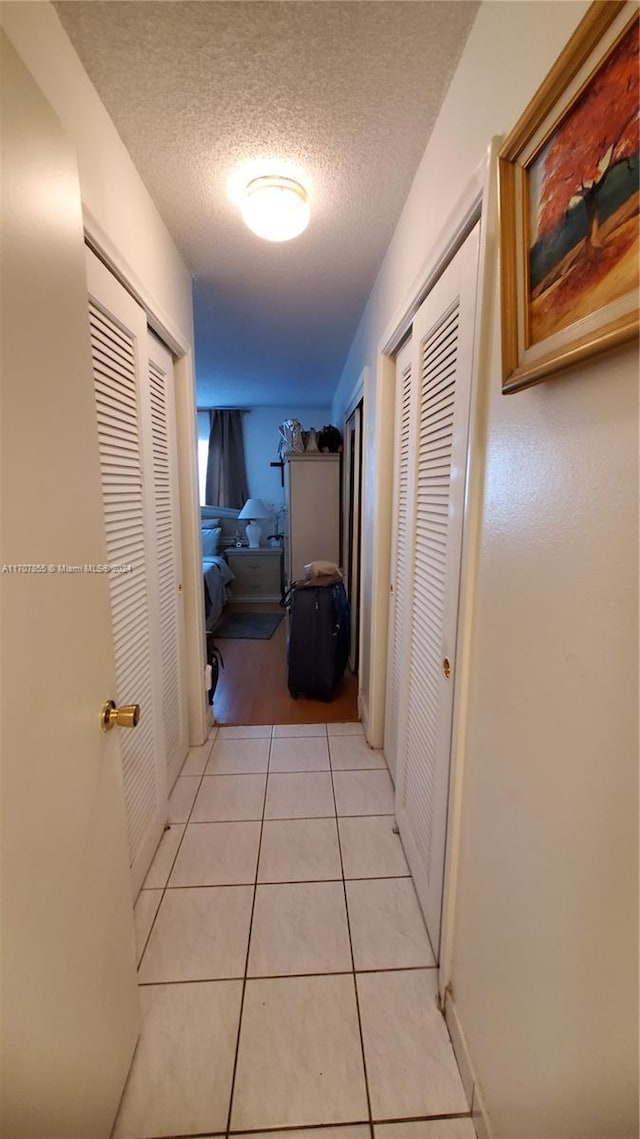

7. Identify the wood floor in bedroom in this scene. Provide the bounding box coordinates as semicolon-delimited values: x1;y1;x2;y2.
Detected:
212;603;359;725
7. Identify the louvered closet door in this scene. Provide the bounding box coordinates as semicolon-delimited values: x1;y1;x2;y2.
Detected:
395;224;480;957
86;248;167;897
147;331;188;790
384;338;414;782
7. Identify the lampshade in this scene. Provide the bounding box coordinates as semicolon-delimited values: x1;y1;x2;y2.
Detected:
238;498;271;520
241;175;309;242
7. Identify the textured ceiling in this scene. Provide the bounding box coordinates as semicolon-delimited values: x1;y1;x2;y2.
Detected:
54;0;479;407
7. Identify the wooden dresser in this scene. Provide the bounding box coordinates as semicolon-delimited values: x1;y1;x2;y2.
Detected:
224;547;283;602
284;454;340;589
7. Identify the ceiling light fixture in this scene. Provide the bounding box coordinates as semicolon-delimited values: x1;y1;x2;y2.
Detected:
241;175;309;242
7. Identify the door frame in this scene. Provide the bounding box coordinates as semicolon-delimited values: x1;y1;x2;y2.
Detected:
366;140;500;997
342;398;363;674
83;208;209;751
340;366;369;714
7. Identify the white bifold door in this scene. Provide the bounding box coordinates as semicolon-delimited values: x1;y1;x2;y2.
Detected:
147;331;189;791
86;249;188;896
384;337;413;784
386;224;480;958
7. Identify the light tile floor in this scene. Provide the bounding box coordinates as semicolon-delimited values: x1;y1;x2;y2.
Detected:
120;722;476;1139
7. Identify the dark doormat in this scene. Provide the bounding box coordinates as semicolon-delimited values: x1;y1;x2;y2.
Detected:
214;612;284;640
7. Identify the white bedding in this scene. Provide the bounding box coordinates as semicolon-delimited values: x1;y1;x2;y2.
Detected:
203;555;234;631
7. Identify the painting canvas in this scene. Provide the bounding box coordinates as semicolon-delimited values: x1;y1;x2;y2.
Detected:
498;2;640;392
527;16;639;347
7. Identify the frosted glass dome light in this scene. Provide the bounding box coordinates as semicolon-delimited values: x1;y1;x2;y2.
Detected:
241;175;309;242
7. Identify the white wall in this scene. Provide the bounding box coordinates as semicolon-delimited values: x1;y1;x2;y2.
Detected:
333;3;638;1137
0;1;192;343
453;309;637;1139
197;406;331;515
332;0;596;713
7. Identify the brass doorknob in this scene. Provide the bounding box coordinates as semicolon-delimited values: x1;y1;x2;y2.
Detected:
443;657;451;680
100;700;141;732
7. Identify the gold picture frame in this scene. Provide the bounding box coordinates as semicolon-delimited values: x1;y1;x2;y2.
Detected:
498;1;639;393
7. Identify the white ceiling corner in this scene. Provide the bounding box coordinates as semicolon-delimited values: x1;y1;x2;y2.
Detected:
54;0;479;407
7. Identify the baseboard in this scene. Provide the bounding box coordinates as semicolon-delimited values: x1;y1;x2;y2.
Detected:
472;1081;493;1139
167;747;185;793
445;996;474;1107
444;993;494;1139
358;689;369;735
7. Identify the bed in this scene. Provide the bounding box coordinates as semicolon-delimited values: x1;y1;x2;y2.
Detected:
203;556;234;630
201;505;240;630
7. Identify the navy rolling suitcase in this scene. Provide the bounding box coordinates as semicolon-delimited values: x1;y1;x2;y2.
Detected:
287;576;350;700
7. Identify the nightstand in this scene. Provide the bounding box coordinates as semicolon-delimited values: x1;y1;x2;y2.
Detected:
224;547;283;602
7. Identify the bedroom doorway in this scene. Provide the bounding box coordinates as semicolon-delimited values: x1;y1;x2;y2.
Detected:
199;419;359;727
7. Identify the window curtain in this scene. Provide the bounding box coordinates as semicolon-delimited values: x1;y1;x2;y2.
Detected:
205;409;249;508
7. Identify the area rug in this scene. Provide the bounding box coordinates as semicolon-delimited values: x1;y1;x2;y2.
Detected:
214;612;284;640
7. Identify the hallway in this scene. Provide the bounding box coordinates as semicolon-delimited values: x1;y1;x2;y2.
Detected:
121;722;474;1138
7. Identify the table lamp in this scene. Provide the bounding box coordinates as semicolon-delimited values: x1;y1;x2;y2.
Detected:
238;498;271;548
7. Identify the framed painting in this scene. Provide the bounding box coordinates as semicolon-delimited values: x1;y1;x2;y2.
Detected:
499;1;639;393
